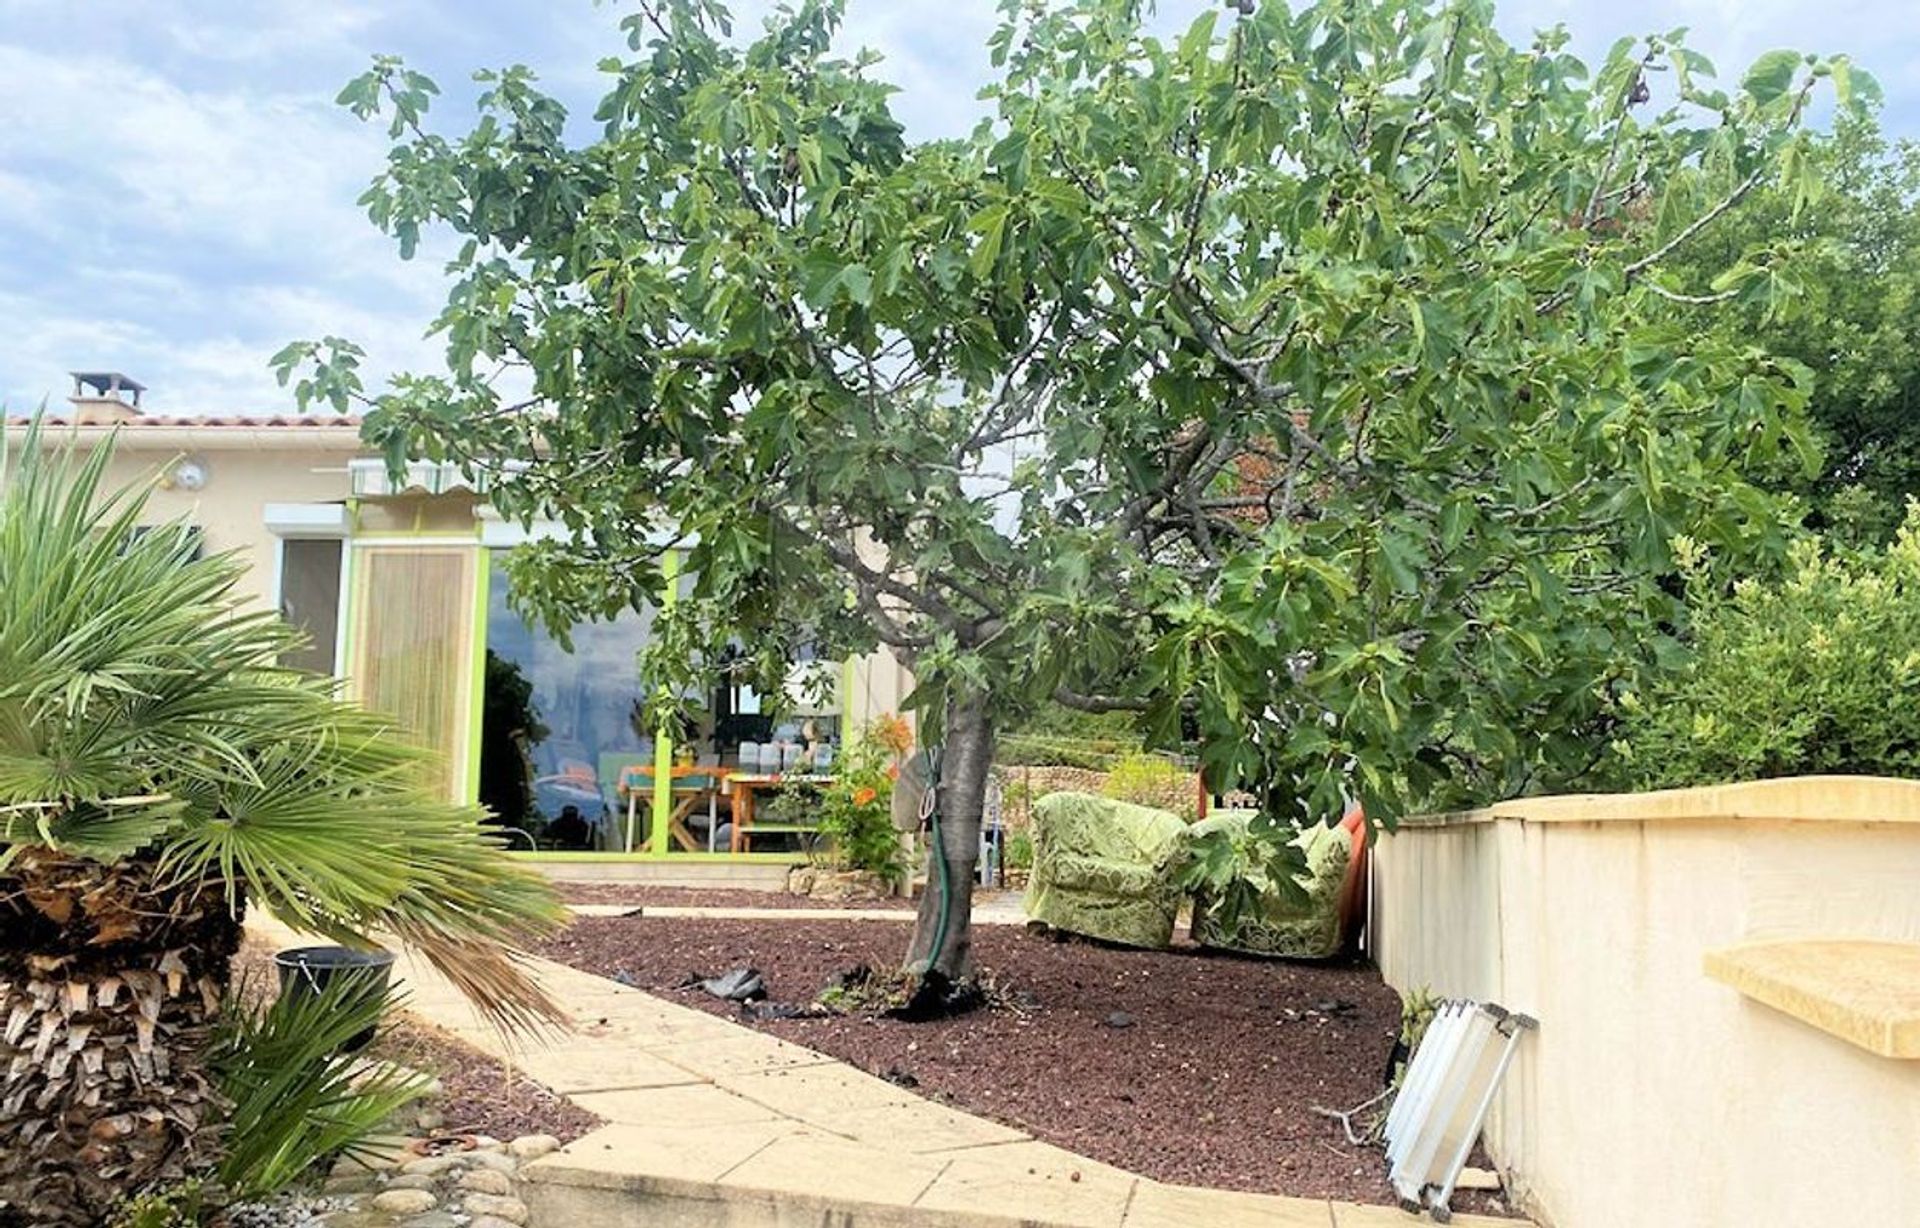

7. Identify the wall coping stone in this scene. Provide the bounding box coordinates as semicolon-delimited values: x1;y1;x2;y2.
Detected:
1400;775;1920;830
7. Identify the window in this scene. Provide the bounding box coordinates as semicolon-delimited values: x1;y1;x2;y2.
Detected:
278;538;342;675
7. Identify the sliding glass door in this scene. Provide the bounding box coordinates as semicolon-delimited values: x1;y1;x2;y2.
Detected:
479;552;657;850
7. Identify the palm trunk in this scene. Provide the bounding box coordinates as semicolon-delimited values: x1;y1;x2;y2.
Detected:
0;850;240;1227
903;696;992;985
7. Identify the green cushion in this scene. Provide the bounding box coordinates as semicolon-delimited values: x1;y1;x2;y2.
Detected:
1047;852;1162;896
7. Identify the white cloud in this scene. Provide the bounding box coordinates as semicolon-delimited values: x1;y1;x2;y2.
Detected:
816;5;1001;139
0;28;446;412
235;283;449;376
0;0;1913;417
0;168;55;234
1501;0;1916;90
162;3;382;62
0;45;388;261
0;289;159;413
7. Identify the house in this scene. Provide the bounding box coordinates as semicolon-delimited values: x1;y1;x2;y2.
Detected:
4;374;912;878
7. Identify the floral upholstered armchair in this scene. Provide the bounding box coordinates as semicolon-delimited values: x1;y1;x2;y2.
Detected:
1022;792;1188;949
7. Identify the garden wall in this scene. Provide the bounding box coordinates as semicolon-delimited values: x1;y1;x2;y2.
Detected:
1371;777;1920;1228
995;762;1203;828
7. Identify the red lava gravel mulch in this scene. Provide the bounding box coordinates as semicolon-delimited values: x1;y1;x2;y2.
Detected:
536;916;1512;1214
557;883;919;910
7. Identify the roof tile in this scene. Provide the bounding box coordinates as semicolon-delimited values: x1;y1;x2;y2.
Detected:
4;413;363;429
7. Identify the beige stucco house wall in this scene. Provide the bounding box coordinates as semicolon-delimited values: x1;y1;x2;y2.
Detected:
2;413;363;611
1371;778;1920;1228
5;400;916;829
846;650;915;730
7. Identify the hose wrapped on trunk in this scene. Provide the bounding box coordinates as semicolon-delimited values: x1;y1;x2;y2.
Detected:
919;746;948;971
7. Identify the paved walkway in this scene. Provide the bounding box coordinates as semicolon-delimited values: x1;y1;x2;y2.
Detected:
246;913;1512;1228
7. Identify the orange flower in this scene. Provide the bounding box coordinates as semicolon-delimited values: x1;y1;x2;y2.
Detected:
852;786;878;807
884;763;900;781
872;713;914;755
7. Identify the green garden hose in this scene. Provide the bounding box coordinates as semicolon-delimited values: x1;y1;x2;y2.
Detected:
920;745;948;975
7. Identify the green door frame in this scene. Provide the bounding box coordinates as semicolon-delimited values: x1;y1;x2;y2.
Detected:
645;550;680;855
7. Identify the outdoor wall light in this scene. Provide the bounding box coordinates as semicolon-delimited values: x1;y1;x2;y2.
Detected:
164;455;210;492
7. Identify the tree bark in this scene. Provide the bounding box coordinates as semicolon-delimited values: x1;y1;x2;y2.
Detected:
903;696;992;985
0;851;240;1227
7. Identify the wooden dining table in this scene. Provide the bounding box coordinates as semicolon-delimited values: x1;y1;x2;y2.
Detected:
618;763;734;852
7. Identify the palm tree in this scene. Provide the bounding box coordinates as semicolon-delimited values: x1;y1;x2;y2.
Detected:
0;427;566;1225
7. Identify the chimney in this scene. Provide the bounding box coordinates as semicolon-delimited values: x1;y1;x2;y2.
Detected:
68;371;146;425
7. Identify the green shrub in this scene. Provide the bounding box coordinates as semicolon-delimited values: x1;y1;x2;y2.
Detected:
760;783;824;829
107;1180;210;1228
995;733;1134;769
1099;751;1197;819
1386;986;1442;1094
996;704;1152;768
1608;518;1920;787
1004;830;1034;871
1002;704;1143;743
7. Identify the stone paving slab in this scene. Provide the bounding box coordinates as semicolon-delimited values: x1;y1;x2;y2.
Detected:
709;1057;923;1114
558;1121;795;1187
809;1097;1033;1155
567;1081;789;1127
714;1128;948;1204
1121;1181;1333;1228
915;1140;1138;1226
949;1139;1142;1184
510;1042;707;1095
244;910;1519;1228
650;1032;842;1078
1703;938;1920;1058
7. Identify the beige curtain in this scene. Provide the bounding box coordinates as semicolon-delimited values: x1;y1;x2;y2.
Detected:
347;546;478;800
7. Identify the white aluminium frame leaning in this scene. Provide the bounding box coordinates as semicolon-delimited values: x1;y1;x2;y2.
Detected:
1383;999;1538;1223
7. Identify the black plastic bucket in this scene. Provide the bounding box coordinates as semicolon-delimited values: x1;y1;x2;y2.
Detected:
273;945;397;1053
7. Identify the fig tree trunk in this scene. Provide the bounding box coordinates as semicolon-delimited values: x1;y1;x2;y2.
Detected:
903;696;992;986
0;849;240;1227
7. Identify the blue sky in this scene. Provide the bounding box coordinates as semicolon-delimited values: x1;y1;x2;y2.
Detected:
1;0;1914;414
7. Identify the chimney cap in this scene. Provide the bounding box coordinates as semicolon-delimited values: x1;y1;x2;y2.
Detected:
70;371;146;402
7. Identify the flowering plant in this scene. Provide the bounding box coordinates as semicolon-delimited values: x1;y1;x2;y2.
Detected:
871;712;914;757
814;724;906;883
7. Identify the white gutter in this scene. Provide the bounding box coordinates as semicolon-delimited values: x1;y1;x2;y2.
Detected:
1;425;365;452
